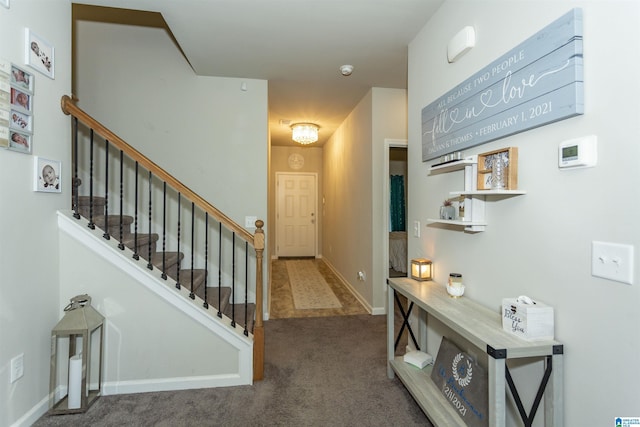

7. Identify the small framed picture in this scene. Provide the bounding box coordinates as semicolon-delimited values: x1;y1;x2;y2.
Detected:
34;157;61;192
8;129;32;154
10;64;34;93
477;147;519;190
10;109;32;132
10;87;31;112
25;28;54;79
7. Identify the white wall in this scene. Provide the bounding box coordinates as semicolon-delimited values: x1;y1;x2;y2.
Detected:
323;88;406;312
408;1;640;425
0;1;71;426
323;91;374;308
74;20;268;235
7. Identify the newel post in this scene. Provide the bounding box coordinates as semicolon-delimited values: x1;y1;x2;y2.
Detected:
253;220;265;381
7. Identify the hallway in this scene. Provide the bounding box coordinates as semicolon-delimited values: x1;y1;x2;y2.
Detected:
269;258;368;319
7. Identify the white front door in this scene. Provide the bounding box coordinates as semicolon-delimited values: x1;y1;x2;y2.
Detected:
276;173;317;257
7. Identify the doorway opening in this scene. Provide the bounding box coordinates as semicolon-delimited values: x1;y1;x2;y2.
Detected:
384;140;408;280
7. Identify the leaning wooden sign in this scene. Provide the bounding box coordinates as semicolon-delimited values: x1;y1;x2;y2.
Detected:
422;8;584;161
431;337;488;427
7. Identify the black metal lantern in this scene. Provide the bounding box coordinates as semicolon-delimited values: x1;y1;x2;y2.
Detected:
49;294;104;415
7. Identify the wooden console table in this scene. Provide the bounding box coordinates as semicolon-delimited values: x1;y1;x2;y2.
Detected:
387;277;563;427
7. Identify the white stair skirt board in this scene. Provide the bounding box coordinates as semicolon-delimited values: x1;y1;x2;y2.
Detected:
57;210;253;393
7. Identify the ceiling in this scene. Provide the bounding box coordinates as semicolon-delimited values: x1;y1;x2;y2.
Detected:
74;0;444;146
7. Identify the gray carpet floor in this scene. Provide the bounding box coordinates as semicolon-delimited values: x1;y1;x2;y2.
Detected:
34;314;431;426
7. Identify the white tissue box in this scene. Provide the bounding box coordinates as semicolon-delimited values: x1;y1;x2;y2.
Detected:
502;297;554;341
403;350;433;369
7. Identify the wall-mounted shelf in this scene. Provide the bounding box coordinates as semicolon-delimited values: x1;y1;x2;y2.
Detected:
428;156;477;175
426;218;488;233
451;189;527;197
428;154;524;232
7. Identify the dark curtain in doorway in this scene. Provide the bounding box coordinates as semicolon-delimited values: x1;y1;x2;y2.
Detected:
390;175;406;232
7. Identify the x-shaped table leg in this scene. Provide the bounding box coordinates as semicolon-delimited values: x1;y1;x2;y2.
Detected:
394;292;420;351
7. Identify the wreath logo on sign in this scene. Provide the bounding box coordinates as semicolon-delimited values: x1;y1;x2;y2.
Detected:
452;353;473;387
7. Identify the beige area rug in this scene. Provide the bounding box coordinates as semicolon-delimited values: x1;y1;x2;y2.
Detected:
285;260;343;309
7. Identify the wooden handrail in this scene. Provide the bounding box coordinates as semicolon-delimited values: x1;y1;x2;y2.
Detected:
61;95;255;244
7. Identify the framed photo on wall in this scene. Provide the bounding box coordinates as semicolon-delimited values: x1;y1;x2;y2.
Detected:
10;64;33;92
8;129;32;154
10;87;31;112
25;28;54;79
34;157;61;192
9;109;32;132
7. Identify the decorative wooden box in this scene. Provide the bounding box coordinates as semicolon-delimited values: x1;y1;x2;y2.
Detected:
502;296;554;341
477;147;518;190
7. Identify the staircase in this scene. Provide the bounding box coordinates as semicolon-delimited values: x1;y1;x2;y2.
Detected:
76;195;256;331
62;95;265;380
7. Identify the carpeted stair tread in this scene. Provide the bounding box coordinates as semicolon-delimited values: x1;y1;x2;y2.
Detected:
225;302;255;332
206;286;232;314
93;215;134;236
177;269;206;295
76;196;106;219
151;251;184;280
121;233;159;257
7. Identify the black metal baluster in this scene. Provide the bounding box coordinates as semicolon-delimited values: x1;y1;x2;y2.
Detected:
244;241;249;336
103;140;110;240
117;150;125;250
133;162;140;260
175;193;181;289
87;129;95;230
217;222;222;318
231;232;236;328
72;117;80;219
147;170;153;270
189;202;195;299
161;182;167;280
203;213;209;309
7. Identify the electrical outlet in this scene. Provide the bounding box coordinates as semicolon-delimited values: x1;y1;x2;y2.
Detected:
10;353;24;383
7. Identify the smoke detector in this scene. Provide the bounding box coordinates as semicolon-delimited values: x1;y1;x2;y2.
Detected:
339;64;354;76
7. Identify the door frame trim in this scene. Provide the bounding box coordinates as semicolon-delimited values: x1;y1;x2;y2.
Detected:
382;139;408;314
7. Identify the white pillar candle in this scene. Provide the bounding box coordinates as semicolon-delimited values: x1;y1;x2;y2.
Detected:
68;355;82;409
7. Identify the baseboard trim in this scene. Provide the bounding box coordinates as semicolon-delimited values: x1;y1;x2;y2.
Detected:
103;373;247;395
9;396;49;427
321;259;374;314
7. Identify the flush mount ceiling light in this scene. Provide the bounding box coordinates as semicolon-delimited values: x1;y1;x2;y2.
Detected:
291;123;319;145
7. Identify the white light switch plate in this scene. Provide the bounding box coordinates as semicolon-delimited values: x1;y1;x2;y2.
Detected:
245;216;257;228
592;241;634;285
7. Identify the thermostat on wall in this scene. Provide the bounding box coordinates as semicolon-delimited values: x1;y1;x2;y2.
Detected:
558;135;597;169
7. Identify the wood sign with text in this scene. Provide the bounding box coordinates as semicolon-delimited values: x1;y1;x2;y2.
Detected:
430;337;488;427
422;8;583;161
